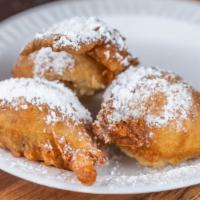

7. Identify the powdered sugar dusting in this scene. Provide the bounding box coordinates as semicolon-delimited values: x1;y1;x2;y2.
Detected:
0;78;92;124
36;17;126;51
103;66;194;131
32;47;75;77
1;147;200;191
42;141;53;151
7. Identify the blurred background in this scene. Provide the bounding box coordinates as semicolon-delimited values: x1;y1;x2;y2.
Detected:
0;0;57;21
0;0;199;21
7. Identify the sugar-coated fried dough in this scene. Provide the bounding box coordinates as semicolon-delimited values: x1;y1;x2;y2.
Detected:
13;17;139;96
0;78;106;185
13;48;106;96
93;66;200;167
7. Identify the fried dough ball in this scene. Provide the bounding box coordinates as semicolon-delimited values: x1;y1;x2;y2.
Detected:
93;66;200;167
13;47;106;96
13;17;139;96
0;78;106;185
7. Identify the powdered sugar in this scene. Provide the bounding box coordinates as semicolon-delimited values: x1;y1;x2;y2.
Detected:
42;141;53;151
36;17;126;51
103;66;193;131
0;78;92;124
115;52;130;66
32;47;75;77
1;146;200;191
104;50;110;60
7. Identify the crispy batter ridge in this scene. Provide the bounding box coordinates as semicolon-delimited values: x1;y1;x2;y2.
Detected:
20;35;138;73
0;102;106;185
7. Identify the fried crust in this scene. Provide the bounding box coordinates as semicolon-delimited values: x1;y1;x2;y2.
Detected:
0;102;106;185
13;53;107;96
93;91;200;167
13;28;138;96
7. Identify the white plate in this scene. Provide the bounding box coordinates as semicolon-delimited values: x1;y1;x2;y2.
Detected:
0;0;200;194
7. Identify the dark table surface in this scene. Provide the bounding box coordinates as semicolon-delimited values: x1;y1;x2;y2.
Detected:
0;0;56;21
1;0;200;199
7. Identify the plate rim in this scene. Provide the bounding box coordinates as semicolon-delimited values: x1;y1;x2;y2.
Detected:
2;149;200;195
1;0;200;51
